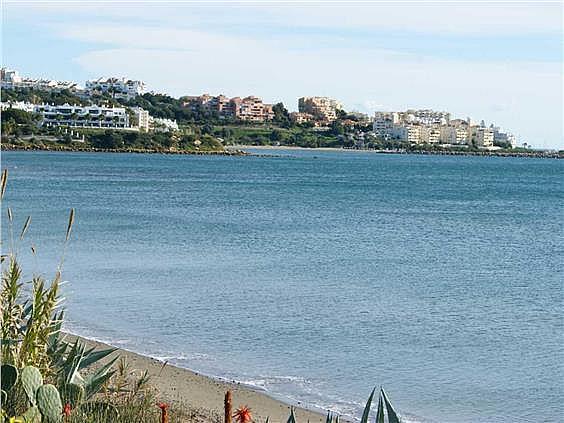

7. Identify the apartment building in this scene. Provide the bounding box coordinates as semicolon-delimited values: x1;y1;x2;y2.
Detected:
289;112;314;124
1;68;81;91
33;103;130;128
470;126;494;147
183;94;274;122
85;77;145;100
399;109;450;126
373;112;400;139
151;117;179;132
421;126;441;144
131;107;150;131
298;97;342;122
392;125;422;144
439;126;469;145
492;127;517;147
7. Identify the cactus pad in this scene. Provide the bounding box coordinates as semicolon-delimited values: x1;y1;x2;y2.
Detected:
1;364;18;392
21;366;43;406
36;384;63;423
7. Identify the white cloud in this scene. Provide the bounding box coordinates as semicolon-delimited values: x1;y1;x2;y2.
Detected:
8;1;563;36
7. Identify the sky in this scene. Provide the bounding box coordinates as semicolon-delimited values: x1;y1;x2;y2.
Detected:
2;1;563;149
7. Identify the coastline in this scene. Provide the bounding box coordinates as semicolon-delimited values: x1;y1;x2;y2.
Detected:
1;143;248;156
232;144;563;159
2;143;561;159
63;332;333;423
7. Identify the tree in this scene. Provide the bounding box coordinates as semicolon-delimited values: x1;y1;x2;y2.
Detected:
272;102;292;128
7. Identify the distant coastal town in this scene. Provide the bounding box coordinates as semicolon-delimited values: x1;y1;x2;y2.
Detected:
0;67;557;156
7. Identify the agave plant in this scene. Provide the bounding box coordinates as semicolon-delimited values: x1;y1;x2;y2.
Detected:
359;387;401;423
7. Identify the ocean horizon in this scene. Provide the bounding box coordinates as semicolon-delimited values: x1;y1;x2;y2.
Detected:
2;149;563;422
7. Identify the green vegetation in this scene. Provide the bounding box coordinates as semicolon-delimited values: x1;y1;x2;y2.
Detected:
1;108;226;153
4;88;539;154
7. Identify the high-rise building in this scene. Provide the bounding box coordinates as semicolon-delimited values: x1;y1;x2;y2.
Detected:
298;97;342;122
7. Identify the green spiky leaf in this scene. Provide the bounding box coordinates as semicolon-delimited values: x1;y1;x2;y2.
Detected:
84;356;118;400
61;382;85;408
79;346;117;370
381;388;400;423
286;407;296;423
376;394;385;423
360;387;376;423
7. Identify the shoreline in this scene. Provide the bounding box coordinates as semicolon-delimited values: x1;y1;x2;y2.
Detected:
2;143;561;159
232;144;563;159
63;332;337;423
1;143;248;156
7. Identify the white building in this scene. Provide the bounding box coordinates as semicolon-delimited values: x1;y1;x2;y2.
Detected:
399;109;450;126
150;117;179;132
373;112;399;139
439;125;469;145
421;126;441;144
392;125;422;144
33;103;130;128
1;68;81;91
470;126;494;147
85;77;145;100
0;101;36;113
492;127;516;147
131;107;150;131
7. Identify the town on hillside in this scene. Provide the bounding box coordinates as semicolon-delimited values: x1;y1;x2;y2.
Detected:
0;67;522;152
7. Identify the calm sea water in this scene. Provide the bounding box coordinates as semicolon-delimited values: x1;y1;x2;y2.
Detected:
1;150;563;422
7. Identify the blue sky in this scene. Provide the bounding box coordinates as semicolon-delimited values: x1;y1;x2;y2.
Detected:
2;1;563;148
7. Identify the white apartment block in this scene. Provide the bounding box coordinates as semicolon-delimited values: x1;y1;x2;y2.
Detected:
470;126;494;147
33;103;130;128
1;68;81;91
492;127;517;147
373;112;400;139
131;107;150;131
85;77;145;100
399;109;450;126
421;126;441;144
392;125;422;144
150;117;179;132
1;101;36;113
439;126;469;145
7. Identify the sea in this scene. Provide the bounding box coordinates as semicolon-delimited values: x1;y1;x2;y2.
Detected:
1;149;563;423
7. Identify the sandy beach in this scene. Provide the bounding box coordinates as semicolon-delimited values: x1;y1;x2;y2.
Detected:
65;333;330;423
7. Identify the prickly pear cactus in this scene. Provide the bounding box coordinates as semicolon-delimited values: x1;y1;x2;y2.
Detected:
36;384;63;423
62;382;85;408
1;364;18;392
21;366;43;406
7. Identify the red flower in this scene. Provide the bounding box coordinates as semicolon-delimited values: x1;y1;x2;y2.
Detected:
233;405;252;423
62;403;72;417
157;402;169;423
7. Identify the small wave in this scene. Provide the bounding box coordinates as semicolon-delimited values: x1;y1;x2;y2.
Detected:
149;352;211;362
